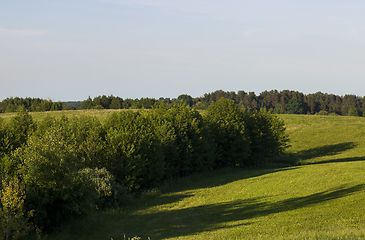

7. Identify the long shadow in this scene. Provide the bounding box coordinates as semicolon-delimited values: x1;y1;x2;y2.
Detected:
295;142;357;160
275;142;361;165
310;156;365;165
119;142;364;238
134;142;363;215
122;183;365;239
134;167;299;211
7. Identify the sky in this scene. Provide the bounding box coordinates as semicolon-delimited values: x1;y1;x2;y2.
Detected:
1;0;365;101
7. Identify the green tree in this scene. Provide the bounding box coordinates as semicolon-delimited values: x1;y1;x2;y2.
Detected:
163;102;214;177
110;97;122;109
286;98;303;114
0;109;35;156
0;179;33;240
80;96;95;109
205;98;249;168
11;128;98;230
104;111;165;191
244;109;290;165
177;94;193;107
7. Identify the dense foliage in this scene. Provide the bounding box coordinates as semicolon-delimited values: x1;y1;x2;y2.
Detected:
75;91;365;116
0;102;289;237
0;98;62;113
196;90;365;116
3;90;365;116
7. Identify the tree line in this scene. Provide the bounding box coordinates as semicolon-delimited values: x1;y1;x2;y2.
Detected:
0;99;289;238
54;90;365;117
0;97;63;113
195;90;365;116
3;90;365;116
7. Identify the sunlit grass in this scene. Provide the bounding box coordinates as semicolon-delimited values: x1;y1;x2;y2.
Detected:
0;109;132;123
30;113;365;239
277;115;365;165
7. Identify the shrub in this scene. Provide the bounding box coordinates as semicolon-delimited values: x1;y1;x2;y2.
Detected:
34;115;107;169
316;110;329;115
12;129;96;231
77;167;129;210
0;179;33;240
104;111;165;192
0;110;35;155
244;109;290;165
163;103;214;176
204;98;250;168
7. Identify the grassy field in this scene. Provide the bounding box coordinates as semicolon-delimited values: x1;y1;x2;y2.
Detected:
0;109;130;123
23;113;365;239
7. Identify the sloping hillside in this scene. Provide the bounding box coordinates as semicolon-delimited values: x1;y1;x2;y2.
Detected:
46;114;365;240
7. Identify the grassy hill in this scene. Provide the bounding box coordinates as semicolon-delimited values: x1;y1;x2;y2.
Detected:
0;109;128;123
26;114;365;239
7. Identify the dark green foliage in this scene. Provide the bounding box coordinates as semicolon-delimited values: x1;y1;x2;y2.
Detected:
76;168;129;210
0;110;35;156
80;96;95;109
195;89;365;116
34;115;107;170
205;99;290;167
104;111;165;192
80;95;159;110
162;103;214;177
61;101;81;108
244;109;290;165
0;97;62;113
103;104;214;191
177;94;194;107
0;100;290;235
0;178;34;240
346;105;360;117
3;89;365;115
11;129;95;230
67;116;106;169
0;111;37;180
205;98;250;167
286;99;303;114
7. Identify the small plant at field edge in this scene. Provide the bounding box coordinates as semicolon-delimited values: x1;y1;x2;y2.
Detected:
110;235;149;240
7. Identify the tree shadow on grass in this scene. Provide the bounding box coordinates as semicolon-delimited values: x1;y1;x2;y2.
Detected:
275;142;362;165
121;183;365;239
117;142;363;239
296;142;357;160
137;142;361;212
135;167;299;211
135;142;363;214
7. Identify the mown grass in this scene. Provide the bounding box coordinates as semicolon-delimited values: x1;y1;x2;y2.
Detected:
34;114;365;239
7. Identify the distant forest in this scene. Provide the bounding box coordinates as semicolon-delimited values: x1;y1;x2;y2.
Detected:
1;89;365;116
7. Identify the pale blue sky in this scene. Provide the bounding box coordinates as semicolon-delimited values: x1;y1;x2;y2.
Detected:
1;0;365;101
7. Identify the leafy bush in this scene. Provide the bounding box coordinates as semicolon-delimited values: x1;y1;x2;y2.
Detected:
11;129;96;231
162;103;214;177
77;167;129;210
0;179;33;240
316;110;329;115
0;101;291;235
244;109;290;165
0;110;35;155
34;115;107;169
204;98;250;168
104;111;165;192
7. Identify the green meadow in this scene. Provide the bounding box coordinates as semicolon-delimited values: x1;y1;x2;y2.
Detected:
16;113;365;239
0;109;127;123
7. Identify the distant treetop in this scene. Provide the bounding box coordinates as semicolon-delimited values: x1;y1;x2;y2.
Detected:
2;90;365;116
